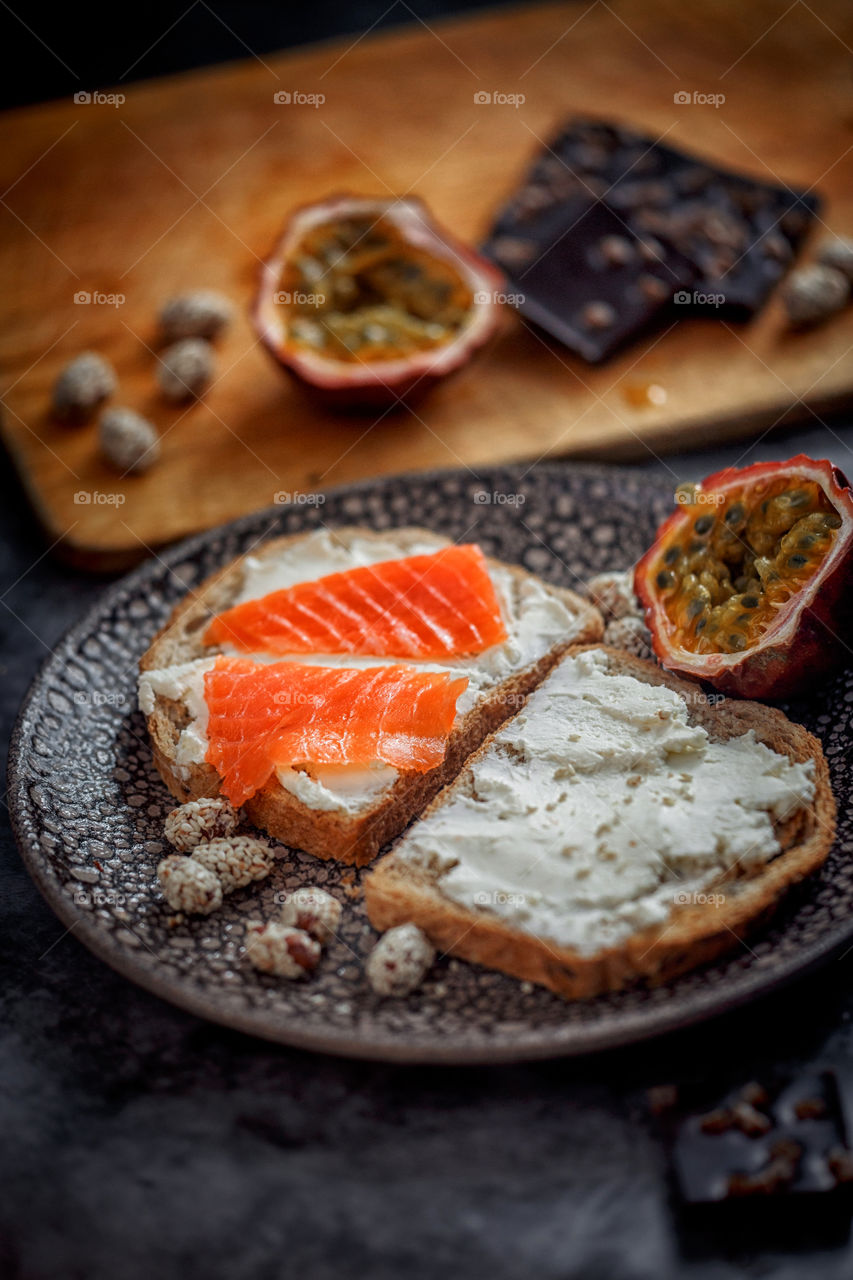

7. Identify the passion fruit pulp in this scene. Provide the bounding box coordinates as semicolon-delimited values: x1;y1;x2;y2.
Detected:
634;456;853;698
254;195;504;407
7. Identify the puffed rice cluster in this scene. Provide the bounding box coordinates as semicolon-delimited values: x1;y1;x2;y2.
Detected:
365;922;436;997
245;885;342;980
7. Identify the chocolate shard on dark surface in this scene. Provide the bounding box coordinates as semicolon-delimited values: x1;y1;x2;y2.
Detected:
483;116;821;360
661;1071;853;1211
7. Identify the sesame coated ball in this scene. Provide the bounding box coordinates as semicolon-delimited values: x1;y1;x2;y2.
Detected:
192;835;272;894
584;569;642;622
365;923;435;997
245;921;321;978
163;797;238;852
99;407;160;473
817;236;853;284
159;290;233;342
603;614;654;659
782;265;849;328
53;352;117;421
279;885;342;943
157;855;222;915
157;338;214;401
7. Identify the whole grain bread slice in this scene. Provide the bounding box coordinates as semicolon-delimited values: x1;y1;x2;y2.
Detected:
139;527;603;865
364;645;836;997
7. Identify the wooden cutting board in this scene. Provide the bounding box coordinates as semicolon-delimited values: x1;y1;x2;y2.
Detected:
1;0;852;568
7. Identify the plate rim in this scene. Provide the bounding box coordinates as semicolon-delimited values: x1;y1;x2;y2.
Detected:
8;458;850;1064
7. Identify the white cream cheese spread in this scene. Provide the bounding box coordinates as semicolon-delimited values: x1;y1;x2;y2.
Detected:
138;530;581;812
392;648;816;953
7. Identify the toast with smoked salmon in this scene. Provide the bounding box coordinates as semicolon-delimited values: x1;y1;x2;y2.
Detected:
139;526;603;864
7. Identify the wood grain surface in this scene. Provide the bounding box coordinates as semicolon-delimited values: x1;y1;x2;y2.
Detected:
1;0;851;567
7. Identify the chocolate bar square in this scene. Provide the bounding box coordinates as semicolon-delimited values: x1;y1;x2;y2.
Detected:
502;199;696;362
660;1072;853;1207
484;117;821;360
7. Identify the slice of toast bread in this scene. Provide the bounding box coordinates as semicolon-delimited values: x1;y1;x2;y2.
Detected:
364;645;836;997
139;527;603;865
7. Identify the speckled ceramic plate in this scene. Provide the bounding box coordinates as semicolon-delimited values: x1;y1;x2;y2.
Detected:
9;463;853;1063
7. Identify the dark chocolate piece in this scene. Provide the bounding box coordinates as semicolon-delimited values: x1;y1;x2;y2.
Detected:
666;1071;853;1208
493;199;696;362
483;116;821;360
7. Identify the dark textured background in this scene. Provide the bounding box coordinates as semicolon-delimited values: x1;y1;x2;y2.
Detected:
4;2;853;1276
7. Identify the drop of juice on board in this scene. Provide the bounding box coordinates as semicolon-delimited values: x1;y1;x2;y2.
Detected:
623;382;668;409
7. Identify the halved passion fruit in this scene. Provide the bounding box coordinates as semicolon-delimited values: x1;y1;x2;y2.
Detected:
635;456;853;698
254;194;505;407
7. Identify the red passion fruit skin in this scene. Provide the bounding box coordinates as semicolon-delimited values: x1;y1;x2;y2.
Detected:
253;194;506;409
634;456;853;699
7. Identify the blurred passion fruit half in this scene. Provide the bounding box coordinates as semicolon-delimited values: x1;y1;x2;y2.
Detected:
254;195;504;407
635;456;853;698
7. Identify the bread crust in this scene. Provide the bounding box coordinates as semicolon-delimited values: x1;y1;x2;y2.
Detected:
364;645;836;997
140;527;604;865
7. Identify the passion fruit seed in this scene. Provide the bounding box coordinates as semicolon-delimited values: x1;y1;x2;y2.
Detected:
694;515;714;535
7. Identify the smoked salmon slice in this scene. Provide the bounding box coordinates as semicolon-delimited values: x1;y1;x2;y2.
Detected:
204;544;508;658
204;656;469;806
